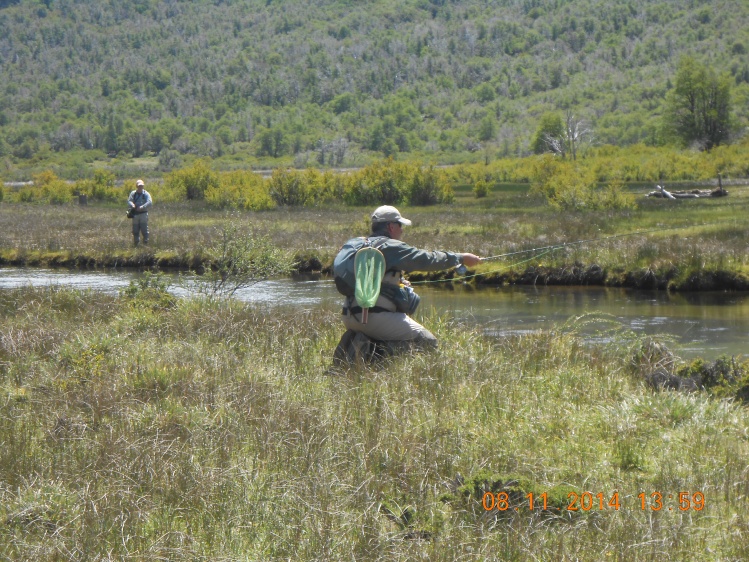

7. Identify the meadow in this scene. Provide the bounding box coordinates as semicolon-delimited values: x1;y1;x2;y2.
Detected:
0;282;747;561
1;174;749;560
1;177;748;291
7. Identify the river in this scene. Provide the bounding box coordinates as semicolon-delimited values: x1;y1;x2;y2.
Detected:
1;268;746;360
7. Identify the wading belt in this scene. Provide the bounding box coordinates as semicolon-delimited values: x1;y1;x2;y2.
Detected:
343;305;390;316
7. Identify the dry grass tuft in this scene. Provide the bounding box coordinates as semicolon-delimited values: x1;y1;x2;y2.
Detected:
0;287;747;559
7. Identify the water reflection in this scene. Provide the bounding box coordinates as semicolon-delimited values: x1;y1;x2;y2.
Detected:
422;284;748;359
1;268;746;360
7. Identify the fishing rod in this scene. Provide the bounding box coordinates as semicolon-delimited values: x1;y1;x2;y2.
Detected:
414;247;554;285
479;225;674;263
414;219;740;284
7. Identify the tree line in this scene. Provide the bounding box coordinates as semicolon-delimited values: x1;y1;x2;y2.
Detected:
0;0;747;179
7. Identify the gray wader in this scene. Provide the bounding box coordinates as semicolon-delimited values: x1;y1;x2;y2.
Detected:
132;212;149;245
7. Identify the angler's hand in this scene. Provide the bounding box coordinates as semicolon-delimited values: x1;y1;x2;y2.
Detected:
460;253;482;267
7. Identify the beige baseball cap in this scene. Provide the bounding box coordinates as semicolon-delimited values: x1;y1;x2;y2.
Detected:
371;205;412;226
136;179;145;187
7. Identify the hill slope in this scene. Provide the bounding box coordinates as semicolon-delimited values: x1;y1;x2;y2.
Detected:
1;0;748;176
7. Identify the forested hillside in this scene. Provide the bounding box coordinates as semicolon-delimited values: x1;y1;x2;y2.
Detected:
1;0;748;178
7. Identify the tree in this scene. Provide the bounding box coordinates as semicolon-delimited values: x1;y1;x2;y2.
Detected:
562;111;593;161
256;127;287;158
665;56;732;150
478;116;497;142
531;110;591;160
531;112;565;154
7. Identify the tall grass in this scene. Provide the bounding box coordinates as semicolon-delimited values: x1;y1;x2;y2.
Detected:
1;182;749;291
2;183;748;258
0;286;747;560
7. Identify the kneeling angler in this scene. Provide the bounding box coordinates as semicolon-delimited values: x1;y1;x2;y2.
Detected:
333;205;481;363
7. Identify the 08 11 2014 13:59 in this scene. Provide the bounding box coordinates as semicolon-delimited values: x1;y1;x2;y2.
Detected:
481;491;706;512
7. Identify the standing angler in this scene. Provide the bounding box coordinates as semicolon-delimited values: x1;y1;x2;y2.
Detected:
333;205;482;363
128;179;153;246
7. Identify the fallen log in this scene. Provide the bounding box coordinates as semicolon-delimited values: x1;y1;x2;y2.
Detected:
647;184;728;198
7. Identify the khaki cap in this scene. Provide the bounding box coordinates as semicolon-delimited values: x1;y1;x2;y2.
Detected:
371;205;412;226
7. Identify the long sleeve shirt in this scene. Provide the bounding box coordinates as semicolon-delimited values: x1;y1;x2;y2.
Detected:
375;237;462;274
128;189;152;212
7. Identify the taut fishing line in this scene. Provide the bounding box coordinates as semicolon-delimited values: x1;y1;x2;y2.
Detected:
410;219;744;286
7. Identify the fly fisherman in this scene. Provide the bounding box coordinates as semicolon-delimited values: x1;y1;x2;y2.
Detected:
333;205;482;363
128;179;152;246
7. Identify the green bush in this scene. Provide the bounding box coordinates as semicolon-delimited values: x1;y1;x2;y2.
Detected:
344;159;408;205
269;168;311;206
473;179;490;198
205;170;274;211
301;168;340;205
75;170;120;202
199;222;295;297
527;154;637;211
676;356;749;401
595;178;637;211
12;171;74;204
409;165;453;205
547;166;596;211
454;143;749;188
164;159;219;201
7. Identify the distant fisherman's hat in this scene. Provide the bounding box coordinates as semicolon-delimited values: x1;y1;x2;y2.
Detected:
136;179;145;187
371;205;412;226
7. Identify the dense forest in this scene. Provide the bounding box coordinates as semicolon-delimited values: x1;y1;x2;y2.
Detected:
1;0;748;178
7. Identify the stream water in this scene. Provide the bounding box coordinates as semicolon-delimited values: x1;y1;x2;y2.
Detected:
1;267;746;360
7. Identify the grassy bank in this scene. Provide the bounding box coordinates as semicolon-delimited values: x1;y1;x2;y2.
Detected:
0;285;747;560
1;182;749;290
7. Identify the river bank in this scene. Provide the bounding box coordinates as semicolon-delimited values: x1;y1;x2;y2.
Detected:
1;184;747;291
2;267;747;359
2;248;749;292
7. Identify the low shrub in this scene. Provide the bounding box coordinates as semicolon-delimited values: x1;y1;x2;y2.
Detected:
269;168;312;206
11;171;74;204
530;156;637;211
75;170;121;202
473;179;490;198
164;159;219;201
409;165;454;205
206;170;274;211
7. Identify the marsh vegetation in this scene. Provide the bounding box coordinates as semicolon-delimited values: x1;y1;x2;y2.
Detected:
2;166;748;292
2;149;749;559
0;285;748;560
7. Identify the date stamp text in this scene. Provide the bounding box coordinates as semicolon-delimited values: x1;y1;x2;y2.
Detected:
481;491;705;512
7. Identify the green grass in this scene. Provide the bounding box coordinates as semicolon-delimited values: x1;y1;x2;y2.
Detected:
4;183;749;291
0;286;748;560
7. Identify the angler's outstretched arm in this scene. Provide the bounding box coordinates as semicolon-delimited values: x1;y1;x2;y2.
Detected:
381;240;481;272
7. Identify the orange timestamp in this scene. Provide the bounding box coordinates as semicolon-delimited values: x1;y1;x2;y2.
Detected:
481;491;706;512
638;491;705;511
